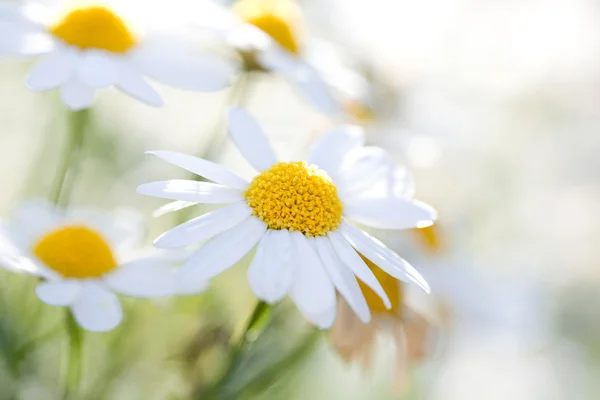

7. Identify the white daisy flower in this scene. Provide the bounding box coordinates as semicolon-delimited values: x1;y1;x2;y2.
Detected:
0;199;182;332
0;0;233;110
212;0;342;115
137;108;437;329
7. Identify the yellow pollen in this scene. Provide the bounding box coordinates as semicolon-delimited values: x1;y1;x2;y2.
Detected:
358;254;404;316
244;161;343;236
49;4;137;53
235;0;302;55
33;225;117;279
412;224;443;253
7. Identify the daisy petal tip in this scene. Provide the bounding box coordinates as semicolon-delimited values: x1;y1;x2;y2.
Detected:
415;219;435;229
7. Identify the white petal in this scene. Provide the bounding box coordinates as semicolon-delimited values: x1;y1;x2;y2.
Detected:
247;229;294;303
336;146;393;197
137;180;243;203
177;216;267;293
328;230;391;309
289;231;336;329
313;236;370;323
227;108;277;172
0;24;55;56
258;48;341;115
344;197;437;230
307;125;364;178
104;261;176;298
116;62;163;107
131;35;231;91
152;200;197;218
146;150;248;189
35;280;81;306
77;50;119;88
292;64;342;115
154;201;252;248
26;48;78;90
60;79;95;110
339;221;430;293
71;282;122;332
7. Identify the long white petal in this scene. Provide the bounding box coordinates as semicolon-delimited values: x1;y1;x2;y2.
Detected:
35;280;81;306
116;62;163;107
152;200;197;218
227;108;277;172
137;180;243;203
307;124;364;178
289;231;336;329
131;35;231;91
339;221;430;293
328;230;391;309
247;229;294;303
71;282;122;332
313;236;370;323
258;48;341;115
146;150;248;189
344;197;437;230
104;261;176;298
26;47;79;90
60;79;95;110
291;63;342;116
177;216;267;293
154;201;252;248
77;50;119;88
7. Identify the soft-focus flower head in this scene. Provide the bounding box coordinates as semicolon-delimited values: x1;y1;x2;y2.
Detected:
0;200;185;332
137;107;437;329
210;0;341;115
331;256;437;391
0;0;233;110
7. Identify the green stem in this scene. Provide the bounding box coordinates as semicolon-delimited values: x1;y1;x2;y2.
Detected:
196;300;271;399
63;310;83;400
228;329;321;399
231;300;269;358
49;109;90;207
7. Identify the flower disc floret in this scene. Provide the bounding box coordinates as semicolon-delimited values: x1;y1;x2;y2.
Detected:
33;225;117;278
244;161;343;236
235;0;301;54
50;5;137;53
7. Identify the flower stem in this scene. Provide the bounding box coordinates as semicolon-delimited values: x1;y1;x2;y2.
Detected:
231;300;270;357
63;310;83;400
196;300;271;399
50;109;91;207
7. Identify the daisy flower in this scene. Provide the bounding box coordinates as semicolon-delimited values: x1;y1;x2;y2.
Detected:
216;0;342;115
330;256;435;390
0;0;232;110
0;200;181;332
137;107;437;329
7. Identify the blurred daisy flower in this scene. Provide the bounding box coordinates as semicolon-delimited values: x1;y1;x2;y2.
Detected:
330;256;435;390
217;0;342;115
0;200;180;332
0;0;232;110
137;108;437;329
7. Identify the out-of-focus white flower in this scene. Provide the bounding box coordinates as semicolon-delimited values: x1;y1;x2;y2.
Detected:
330;257;437;391
137;107;436;329
0;199;183;332
0;0;233;110
213;0;342;115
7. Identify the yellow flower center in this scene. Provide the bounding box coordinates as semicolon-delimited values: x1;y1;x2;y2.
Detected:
49;3;137;53
235;0;302;55
244;162;343;236
33;225;117;279
358;254;404;315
